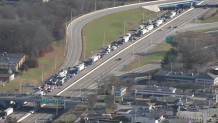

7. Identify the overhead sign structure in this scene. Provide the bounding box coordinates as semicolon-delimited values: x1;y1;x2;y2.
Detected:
41;98;49;104
53;99;61;104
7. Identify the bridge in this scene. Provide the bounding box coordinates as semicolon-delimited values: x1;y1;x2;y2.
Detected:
158;0;204;7
0;93;81;107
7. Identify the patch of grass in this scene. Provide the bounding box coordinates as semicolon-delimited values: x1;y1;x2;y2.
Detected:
0;41;66;93
83;8;160;59
195;27;218;33
200;14;218;23
122;42;172;71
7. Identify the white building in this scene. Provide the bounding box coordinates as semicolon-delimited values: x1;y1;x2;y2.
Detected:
131;100;153;110
125;110;166;123
114;87;126;97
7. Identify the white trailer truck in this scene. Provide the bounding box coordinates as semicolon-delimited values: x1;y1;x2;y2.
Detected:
146;25;154;32
169;11;176;19
58;70;67;77
75;63;85;74
155;19;163;27
32;91;45;96
102;114;112;119
90;55;100;64
140;28;148;36
4;108;13;118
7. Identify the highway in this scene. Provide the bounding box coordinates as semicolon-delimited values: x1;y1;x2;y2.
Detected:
62;0;203;70
19;0;218;122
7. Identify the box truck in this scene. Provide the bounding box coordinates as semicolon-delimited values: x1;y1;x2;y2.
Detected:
140;29;148;36
146;25;154;32
75;63;85;74
4;108;13;118
58;70;67;77
90;55;100;64
154;19;163;27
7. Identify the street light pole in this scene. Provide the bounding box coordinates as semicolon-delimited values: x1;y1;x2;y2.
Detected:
55;55;57;70
143;9;145;23
103;32;105;47
42;66;44;83
123;21;125;36
71;9;73;21
95;0;96;11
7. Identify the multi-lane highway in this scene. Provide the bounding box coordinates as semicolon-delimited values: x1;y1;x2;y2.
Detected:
18;0;218;122
62;0;202;69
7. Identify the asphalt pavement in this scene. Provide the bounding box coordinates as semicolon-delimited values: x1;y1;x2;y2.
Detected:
19;0;218;122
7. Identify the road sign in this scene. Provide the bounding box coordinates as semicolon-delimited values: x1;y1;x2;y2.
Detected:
124;65;127;68
41;98;49;104
29;83;35;88
53;99;61;104
166;36;173;42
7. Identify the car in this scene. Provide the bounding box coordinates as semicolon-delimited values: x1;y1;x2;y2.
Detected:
30;111;34;114
213;114;217;117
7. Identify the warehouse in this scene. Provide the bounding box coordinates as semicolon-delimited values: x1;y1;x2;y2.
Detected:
0;52;25;72
153;70;218;85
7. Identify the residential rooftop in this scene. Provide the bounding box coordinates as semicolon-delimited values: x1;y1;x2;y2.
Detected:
128;110;165;118
0;52;24;64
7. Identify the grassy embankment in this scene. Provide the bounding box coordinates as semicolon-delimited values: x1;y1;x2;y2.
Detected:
0;41;66;92
200;14;218;23
82;8;159;59
122;42;172;71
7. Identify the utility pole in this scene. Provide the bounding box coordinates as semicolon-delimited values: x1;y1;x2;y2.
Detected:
42;66;44;83
133;45;135;61
20;81;22;94
56;103;59;115
83;42;86;60
171;63;173;71
103;32;105;47
55;55;57;70
71;9;73;21
80;83;82;97
81;5;84;14
149;74;151;85
143;9;145;23
95;0;96;11
123;21;125;36
113;0;115;7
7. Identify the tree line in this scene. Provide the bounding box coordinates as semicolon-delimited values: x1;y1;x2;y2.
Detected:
162;31;218;71
0;0;154;69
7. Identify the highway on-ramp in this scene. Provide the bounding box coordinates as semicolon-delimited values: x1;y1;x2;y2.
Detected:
19;0;218;122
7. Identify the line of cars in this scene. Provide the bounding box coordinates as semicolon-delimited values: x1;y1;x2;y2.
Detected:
30;7;187;96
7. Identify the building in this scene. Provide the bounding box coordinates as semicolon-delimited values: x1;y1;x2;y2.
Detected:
0;52;25;72
131;100;153;110
153;70;218;85
125;110;166;123
195;73;218;85
113;87;126;97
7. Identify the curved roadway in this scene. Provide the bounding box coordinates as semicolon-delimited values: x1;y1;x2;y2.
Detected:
19;0;218;122
63;0;199;69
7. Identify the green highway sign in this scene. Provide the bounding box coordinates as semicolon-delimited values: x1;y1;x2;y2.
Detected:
166;36;173;42
41;98;49;104
53;99;61;104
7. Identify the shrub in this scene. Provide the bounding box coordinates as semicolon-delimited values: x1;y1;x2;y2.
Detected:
24;58;39;68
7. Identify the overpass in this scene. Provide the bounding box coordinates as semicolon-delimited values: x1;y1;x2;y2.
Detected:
0;93;80;107
158;0;204;7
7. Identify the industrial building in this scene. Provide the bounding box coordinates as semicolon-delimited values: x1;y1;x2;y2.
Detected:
0;52;25;72
153;70;218;85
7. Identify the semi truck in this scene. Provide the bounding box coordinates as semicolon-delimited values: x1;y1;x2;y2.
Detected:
139;28;148;36
138;25;145;30
154;19;163;27
32;90;46;96
146;25;154;32
90;55;100;64
58;70;67;77
102;114;112;119
75;63;85;74
4;108;13;118
169;11;176;19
